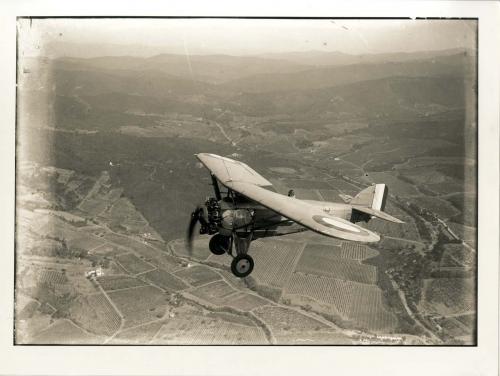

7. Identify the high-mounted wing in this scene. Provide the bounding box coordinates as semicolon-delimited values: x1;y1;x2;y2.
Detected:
197;153;273;187
225;181;380;243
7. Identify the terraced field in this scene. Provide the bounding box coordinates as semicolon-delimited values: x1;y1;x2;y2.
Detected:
90;243;128;256
154;315;267;344
79;198;109;216
225;292;269;311
108;285;168;328
285;273;397;332
112;320;164;344
174;265;222;287
30;319;101;344
409;196;460;219
70;293;121;336
170;238;211;261
101;234;170;268
340;242;379;260
254;305;328;331
115;253;155;274
422;278;475;315
302;243;342;259
189;280;239;306
105;197;141;221
98;275;146;291
141;268;188;291
296;244;377;284
36;269;68;285
66;233;105;251
435;317;472;338
250;239;305;288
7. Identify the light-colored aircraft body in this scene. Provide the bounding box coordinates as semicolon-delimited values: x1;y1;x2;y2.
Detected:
188;153;404;278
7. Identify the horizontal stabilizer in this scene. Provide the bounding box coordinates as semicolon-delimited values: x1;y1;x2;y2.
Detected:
352;206;405;224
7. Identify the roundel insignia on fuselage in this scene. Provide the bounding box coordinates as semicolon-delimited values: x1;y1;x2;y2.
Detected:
312;215;367;235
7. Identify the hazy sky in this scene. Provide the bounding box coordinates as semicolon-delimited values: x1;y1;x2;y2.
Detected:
18;18;477;57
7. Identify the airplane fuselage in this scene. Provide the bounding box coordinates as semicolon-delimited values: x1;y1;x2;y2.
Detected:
216;196;359;239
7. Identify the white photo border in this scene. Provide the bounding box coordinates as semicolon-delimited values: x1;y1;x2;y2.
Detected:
0;1;498;375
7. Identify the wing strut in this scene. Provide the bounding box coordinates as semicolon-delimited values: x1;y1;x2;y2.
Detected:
211;173;222;201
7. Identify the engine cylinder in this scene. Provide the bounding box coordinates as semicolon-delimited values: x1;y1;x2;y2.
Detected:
221;209;253;230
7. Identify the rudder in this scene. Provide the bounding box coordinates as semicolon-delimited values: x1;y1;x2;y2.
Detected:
351;184;388;211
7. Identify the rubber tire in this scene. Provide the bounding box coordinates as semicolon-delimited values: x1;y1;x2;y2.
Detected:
231;254;254;278
209;234;230;255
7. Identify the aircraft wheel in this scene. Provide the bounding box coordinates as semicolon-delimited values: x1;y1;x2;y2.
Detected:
231;254;254;278
209;234;230;255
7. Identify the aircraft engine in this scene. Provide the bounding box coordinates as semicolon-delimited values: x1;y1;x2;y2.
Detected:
221;209;253;230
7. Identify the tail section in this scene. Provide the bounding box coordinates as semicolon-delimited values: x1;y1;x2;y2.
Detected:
350;184;388;211
350;184;403;224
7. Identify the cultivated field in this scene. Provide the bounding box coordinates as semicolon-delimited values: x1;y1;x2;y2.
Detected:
115;253;155;275
108;285;168;328
169;238;211;261
98;275;146;291
340;242;379;260
296;243;377;284
254;305;327;331
408;196;460;219
189;280;240;306
174;265;222;287
90;243;128;257
111;320;164;344
34;269;69;285
153;314;268;344
225;292;269;311
141;268;188;291
69;293;121;336
285;272;397;332
421;278;475;315
249;239;305;288
434;316;473;339
30;319;102;344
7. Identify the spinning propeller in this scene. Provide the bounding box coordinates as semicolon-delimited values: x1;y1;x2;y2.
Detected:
186;205;207;255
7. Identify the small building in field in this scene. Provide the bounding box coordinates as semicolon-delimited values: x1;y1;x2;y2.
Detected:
85;266;103;279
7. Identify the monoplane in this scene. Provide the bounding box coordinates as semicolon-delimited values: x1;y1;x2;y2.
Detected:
187;153;404;278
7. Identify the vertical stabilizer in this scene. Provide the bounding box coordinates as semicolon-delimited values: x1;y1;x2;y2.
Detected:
351;184;388;211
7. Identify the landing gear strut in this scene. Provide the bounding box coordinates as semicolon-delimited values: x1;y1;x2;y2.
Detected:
229;232;254;278
210;232;255;278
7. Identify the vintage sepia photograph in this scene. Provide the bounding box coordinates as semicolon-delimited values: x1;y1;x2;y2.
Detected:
15;17;478;346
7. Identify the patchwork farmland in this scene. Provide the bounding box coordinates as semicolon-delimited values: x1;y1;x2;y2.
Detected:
285;272;397;332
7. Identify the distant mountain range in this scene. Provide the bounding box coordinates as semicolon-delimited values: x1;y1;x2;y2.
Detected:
19;47;476;134
49;49;475;92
